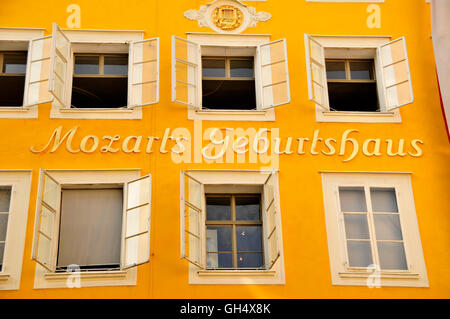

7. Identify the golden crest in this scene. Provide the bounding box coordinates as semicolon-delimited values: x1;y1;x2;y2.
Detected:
212;5;243;31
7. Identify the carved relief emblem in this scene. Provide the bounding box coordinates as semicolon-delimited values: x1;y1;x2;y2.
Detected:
184;0;271;34
212;5;243;31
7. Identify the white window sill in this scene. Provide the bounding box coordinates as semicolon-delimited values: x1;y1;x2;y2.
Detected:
0;273;10;281
315;107;402;123
45;270;128;280
0;105;37;119
339;271;420;280
198;270;276;277
188;108;275;121
50;104;142;120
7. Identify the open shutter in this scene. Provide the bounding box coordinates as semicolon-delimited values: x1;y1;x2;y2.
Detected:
180;171;205;269
259;39;291;109
172;36;200;109
31;170;61;272
304;34;329;110
23;36;53;107
122;174;151;270
379;37;414;111
129;38;159;108
49;23;70;107
263;172;281;270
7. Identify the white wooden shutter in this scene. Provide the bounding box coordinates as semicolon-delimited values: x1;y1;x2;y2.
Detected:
122;174;151;269
23;36;53;107
259;39;291;109
172;36;200;109
304;34;329;110
129;38;159;108
180;171;205;269
263;172;281;270
379;37;414;111
49;23;70;107
31;170;61;272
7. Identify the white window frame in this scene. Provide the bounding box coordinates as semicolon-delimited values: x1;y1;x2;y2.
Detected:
321;172;428;287
180;170;285;285
47;24;160;120
0;170;32;290
305;35;414;123
0;28;45;119
32;169;152;289
173;33;292;121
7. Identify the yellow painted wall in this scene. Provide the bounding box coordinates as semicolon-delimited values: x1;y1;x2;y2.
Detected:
0;0;449;298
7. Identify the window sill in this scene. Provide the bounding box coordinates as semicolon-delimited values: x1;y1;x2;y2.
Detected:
0;105;37;119
188;108;275;121
0;273;10;281
45;270;128;280
50;104;142;120
315;107;402;123
339;271;420;280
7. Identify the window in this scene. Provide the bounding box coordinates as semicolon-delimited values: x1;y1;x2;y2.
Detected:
172;34;290;121
27;23;160;119
206;194;263;269
305;35;414;122
0;51;27;107
0;170;32;291
32;170;151;288
202;57;256;110
180;170;285;285
71;54;128;108
321;172;428;287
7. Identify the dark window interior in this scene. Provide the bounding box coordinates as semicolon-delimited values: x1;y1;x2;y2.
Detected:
202;57;256;110
326;59;379;112
71;54;128;108
0;51;27;106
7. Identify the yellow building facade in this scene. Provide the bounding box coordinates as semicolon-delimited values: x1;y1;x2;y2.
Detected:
0;0;449;299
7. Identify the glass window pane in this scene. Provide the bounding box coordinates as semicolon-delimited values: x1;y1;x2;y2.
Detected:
339;187;367;212
350;61;374;80
206;197;231;220
377;242;408;270
202;59;225;77
104;55;128;75
207;252;233;269
326;61;346;80
344;214;370;239
3;53;27;74
236;226;262;252
235;196;260;221
370;188;398;212
74;56;99;75
0;214;9;242
206;226;232;252
347;241;373;267
374;214;403;240
230;59;254;78
0;187;12;212
0;243;4;271
237;252;263;268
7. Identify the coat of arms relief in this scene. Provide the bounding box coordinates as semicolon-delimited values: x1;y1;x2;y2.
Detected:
184;0;272;34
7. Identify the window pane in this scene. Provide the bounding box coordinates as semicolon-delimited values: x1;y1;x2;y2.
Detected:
377;242;408;270
237;252;263;268
326;61;346;79
0;187;11;212
206;197;231;220
74;56;99;75
202;59;225;77
235;196;260;221
230;59;254;78
347;241;373;267
206;226;232;252
0;243;4;271
370;188;398;212
0;214;9;242
3;53;27;74
344;214;370;239
374;215;403;240
350;61;374;80
236;226;262;252
104;55;128;75
57;188;123;268
339;187;367;212
207;252;233;269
